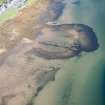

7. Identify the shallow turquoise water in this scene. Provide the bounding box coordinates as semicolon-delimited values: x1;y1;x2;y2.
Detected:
34;0;105;105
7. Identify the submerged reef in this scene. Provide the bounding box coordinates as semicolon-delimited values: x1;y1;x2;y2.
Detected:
28;23;99;59
71;0;80;5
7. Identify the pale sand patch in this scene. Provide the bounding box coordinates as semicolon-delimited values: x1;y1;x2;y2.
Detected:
0;48;7;54
22;37;33;44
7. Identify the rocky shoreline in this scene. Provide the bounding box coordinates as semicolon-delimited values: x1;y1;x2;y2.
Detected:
0;0;27;14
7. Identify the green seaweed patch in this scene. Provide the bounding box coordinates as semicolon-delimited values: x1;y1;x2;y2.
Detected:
0;0;6;5
0;7;18;22
0;0;37;22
